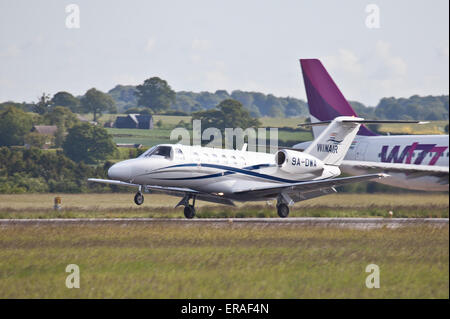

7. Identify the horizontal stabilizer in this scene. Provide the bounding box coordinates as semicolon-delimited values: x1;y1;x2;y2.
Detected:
299;120;428;127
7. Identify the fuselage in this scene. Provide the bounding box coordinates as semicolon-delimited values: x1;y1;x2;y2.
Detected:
295;134;449;191
107;144;340;201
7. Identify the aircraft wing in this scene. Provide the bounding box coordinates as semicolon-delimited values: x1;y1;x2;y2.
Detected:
232;173;387;199
341;160;449;175
87;178;235;206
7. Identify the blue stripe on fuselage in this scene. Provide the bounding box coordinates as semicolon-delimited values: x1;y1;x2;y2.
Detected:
145;163;303;183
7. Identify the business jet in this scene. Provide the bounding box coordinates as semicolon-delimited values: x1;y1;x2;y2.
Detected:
294;59;449;191
89;116;387;218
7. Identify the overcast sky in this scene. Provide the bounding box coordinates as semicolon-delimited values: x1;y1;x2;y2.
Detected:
0;0;448;106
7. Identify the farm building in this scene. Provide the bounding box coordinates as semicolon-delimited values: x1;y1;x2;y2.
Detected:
31;125;58;135
114;114;153;129
28;125;58;149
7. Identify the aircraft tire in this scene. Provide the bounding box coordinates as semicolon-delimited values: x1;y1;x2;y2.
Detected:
134;192;144;205
277;203;289;218
184;205;196;219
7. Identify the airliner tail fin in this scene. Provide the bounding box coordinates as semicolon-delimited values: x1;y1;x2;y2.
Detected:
300;59;377;137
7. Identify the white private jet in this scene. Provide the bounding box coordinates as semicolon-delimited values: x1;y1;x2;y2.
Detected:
89;116;387;218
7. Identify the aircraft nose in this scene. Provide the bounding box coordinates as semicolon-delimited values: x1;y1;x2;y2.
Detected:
108;162;132;181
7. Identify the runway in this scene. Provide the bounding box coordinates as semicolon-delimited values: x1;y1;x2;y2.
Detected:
0;217;447;229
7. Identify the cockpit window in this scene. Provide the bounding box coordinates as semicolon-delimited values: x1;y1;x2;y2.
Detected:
140;145;173;159
139;146;156;158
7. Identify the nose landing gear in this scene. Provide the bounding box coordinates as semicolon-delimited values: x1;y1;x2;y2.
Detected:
134;192;144;205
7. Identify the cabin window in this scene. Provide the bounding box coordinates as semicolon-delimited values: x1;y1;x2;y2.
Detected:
221;154;228;163
174;148;184;160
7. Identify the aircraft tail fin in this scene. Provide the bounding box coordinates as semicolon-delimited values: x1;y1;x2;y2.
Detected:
303;116;362;166
299;59;377;137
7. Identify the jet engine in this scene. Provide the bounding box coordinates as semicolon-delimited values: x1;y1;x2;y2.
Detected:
275;149;324;174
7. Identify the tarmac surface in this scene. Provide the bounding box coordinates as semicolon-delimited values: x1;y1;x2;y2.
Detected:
0;217;448;229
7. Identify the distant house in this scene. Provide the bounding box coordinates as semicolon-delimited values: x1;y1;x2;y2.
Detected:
116;143;143;149
29;125;58;149
114;114;153;129
76;114;97;125
31;125;58;135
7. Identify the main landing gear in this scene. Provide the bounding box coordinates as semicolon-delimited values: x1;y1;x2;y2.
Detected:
184;205;196;219
177;195;197;219
276;203;289;218
276;193;292;218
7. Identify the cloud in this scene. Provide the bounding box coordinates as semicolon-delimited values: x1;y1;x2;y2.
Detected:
0;44;22;58
375;40;407;76
203;61;229;89
190;54;201;63
112;74;141;86
191;39;210;50
322;49;363;75
144;37;157;53
437;41;449;60
317;43;412;105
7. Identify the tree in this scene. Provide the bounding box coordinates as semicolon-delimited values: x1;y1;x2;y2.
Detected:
108;85;139;112
136;77;175;113
192;99;261;131
80;88;117;122
63;123;116;163
24;131;50;148
0;106;33;146
51;91;81;113
33;93;52;115
43;106;80;147
44;106;79;129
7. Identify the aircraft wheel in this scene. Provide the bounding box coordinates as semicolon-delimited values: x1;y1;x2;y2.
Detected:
184;205;196;219
134;192;144;205
277;203;289;218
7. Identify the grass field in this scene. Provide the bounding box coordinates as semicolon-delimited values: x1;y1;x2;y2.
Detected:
0;193;447;298
0;193;447;219
0;223;447;298
378;120;449;135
